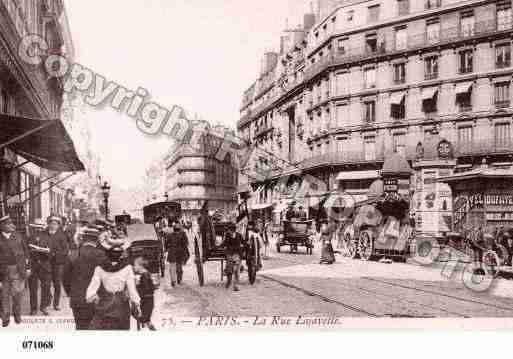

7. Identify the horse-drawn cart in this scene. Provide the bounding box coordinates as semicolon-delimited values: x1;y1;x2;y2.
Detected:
276;220;314;254
194;217;260;287
142;201;182;279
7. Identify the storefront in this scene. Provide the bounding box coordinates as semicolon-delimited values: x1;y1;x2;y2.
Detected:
0;114;84;230
439;162;513;234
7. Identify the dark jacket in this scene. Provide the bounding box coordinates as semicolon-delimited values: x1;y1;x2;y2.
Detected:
165;230;189;264
39;230;70;265
136;271;155;298
27;233;53;273
0;231;29;281
63;243;107;308
224;232;243;256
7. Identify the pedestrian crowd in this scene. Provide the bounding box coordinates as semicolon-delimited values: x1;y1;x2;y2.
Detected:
0;212;156;331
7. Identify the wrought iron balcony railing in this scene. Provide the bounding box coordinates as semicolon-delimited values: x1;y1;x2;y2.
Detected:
455;139;513;157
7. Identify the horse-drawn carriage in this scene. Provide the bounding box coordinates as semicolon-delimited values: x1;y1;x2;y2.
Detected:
276;220;314;254
342;189;414;262
136;201;182;283
193;211;260;287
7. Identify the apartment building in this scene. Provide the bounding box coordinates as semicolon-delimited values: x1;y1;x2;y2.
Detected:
164;126;240;221
238;0;513;221
0;0;83;227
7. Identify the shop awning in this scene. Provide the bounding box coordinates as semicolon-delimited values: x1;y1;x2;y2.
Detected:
455;82;472;95
336;170;380;181
390;92;405;106
422;87;438;101
0;114;84;172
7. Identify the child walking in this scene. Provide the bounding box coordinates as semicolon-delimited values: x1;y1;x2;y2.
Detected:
133;257;156;330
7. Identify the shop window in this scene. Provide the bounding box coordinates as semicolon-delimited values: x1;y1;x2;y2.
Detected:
495;122;511;148
424;55;438;80
497;3;512;31
363;100;376;123
496;43;511;69
459;49;473;74
393;62;406;84
494;82;511;108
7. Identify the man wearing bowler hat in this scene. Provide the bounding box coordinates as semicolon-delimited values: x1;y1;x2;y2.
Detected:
63;228;107;330
40;215;70;311
27;218;52;316
0;213;29;327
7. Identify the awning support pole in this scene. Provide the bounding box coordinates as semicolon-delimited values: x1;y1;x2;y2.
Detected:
18;172;76;206
0;121;56;151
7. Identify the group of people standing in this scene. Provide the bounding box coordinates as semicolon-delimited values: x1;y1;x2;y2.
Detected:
0;212;156;331
0;214;71;327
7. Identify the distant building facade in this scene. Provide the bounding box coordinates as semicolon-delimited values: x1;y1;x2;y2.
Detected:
238;0;513;233
164;127;239;221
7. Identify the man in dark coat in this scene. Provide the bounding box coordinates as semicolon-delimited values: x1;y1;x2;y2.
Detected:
27;219;52;316
223;225;243;291
63;228;107;330
164;222;189;287
0;215;29;327
40;216;70;311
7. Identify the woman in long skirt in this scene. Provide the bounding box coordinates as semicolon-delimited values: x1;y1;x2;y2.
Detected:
86;237;140;330
319;222;336;265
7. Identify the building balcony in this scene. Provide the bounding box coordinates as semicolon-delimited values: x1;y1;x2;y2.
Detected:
424;71;438;80
254;125;274;139
300;149;386;171
177;165;215;173
455;139;513;157
495;100;511;109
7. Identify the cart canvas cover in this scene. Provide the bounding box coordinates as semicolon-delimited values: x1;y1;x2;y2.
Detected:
353;205;383;228
143;202;181;224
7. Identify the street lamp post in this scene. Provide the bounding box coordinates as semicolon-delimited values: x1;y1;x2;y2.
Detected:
101;181;111;221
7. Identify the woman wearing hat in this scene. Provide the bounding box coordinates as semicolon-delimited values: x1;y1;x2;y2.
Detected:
86;235;140;330
319;221;336;265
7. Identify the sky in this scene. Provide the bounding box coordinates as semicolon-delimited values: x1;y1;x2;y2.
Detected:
65;0;312;189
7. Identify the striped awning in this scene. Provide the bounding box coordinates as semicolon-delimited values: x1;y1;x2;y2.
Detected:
390;92;405;106
422;87;438;101
0;115;84;172
455;82;472;95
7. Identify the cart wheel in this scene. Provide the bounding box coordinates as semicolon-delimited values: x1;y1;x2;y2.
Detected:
358;230;374;261
347;234;359;259
248;261;257;285
194;238;205;286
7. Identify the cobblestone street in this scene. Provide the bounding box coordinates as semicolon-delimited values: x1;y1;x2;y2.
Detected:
10;223;513;332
